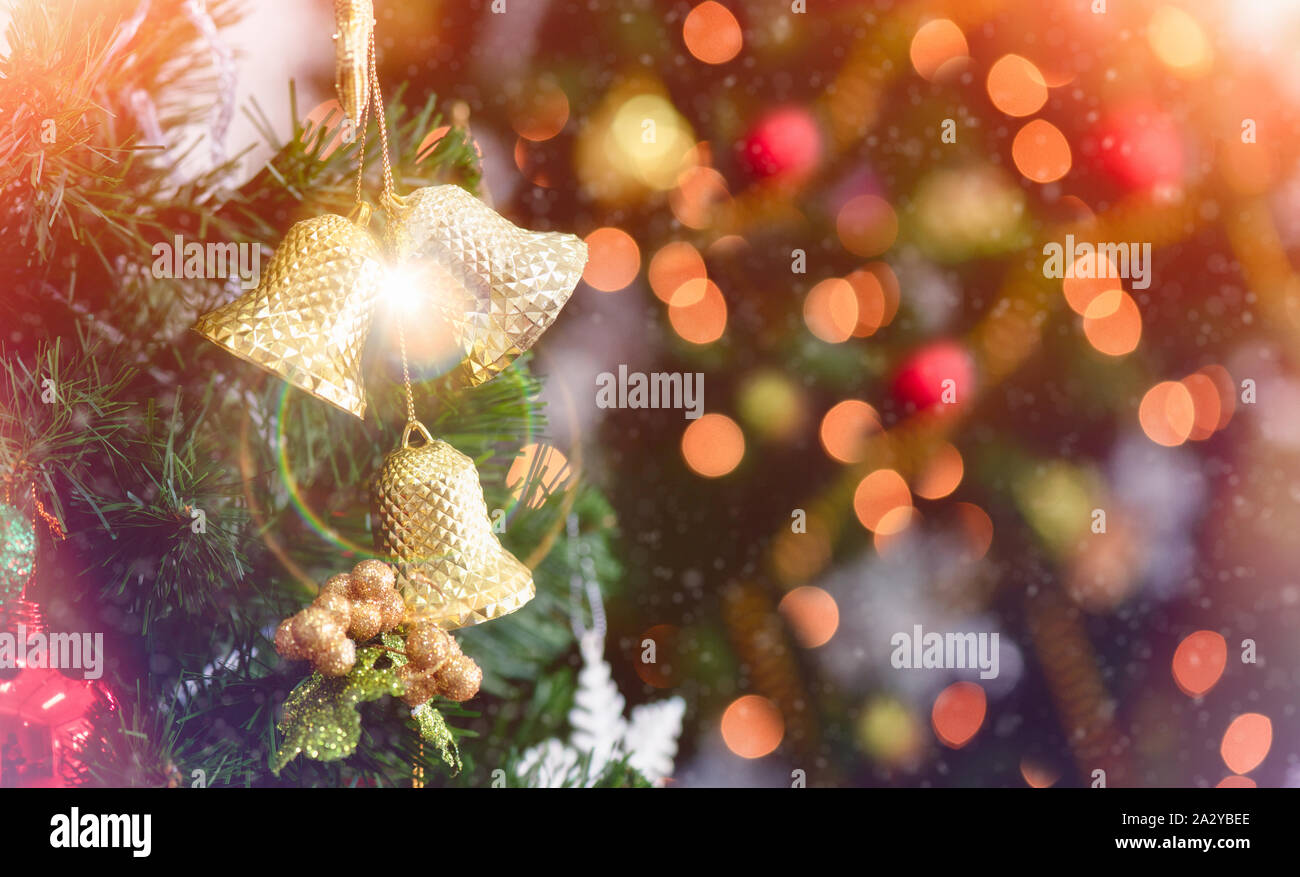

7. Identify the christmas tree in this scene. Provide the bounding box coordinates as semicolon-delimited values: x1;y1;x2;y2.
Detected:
0;0;666;788
3;0;1296;792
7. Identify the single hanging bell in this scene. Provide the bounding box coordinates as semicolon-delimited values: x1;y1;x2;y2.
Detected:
193;205;383;419
382;185;588;387
371;420;535;628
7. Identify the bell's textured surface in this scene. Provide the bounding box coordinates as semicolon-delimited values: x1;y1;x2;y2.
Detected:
193;213;383;419
384;185;588;386
372;423;535;629
333;0;373;124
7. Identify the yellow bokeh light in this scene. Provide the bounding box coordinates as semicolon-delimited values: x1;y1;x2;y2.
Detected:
857;697;924;766
576;82;697;203
1148;5;1212;77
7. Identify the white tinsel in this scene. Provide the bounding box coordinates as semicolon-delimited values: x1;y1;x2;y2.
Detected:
516;631;684;788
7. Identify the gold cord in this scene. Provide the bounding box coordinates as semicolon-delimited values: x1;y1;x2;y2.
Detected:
352;71;370;208
357;17;414;425
398;322;416;426
368;29;396;200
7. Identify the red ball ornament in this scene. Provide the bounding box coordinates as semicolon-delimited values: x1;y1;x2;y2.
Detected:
737;106;823;185
0;599;118;787
892;340;974;413
1089;102;1183;193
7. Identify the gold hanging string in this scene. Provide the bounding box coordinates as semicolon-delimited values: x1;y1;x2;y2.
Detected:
367;28;396;201
360;24;415;425
351;68;371;209
398;323;417;427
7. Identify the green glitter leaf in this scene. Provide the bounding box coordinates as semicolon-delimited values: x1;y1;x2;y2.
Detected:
412;702;461;776
271;644;404;774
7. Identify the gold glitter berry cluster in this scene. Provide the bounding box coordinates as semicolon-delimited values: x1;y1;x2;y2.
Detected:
399;618;482;705
274;559;481;703
275;559;406;676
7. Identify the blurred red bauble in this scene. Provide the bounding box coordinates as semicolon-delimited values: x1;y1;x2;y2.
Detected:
1088;102;1184;193
736;105;823;185
0;599;115;788
892;340;975;413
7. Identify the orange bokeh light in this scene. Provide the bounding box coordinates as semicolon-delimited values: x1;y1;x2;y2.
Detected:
1139;380;1195;447
932;682;986;749
772;519;832;584
864;261;901;327
301;99;351;160
836;195;898;258
1220;713;1272;775
1171;630;1227;697
1061;255;1119;315
634;624;681;688
649;241;707;304
778;586;840;648
915;441;964;500
681;413;744;477
987;54;1048;117
819;400;881;464
582;227;641;292
671;166;730;229
1216;775;1257;788
873;506;920;555
683;1;743;65
845;268;887;337
853;469;913;534
1082;289;1142;356
721;695;784;758
953;502;994;562
1181;372;1222;441
1020;757;1060;788
909;19;969;82
1012;119;1072;183
506;444;572;509
804;278;860;343
510;79;570;142
668;278;727;343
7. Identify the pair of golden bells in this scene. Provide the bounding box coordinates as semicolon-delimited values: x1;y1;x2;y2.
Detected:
193;3;587;629
192;189;588;421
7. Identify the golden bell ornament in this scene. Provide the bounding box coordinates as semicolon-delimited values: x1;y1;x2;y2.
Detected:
332;0;374;124
382;185;588;387
372;420;535;629
193;207;384;419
